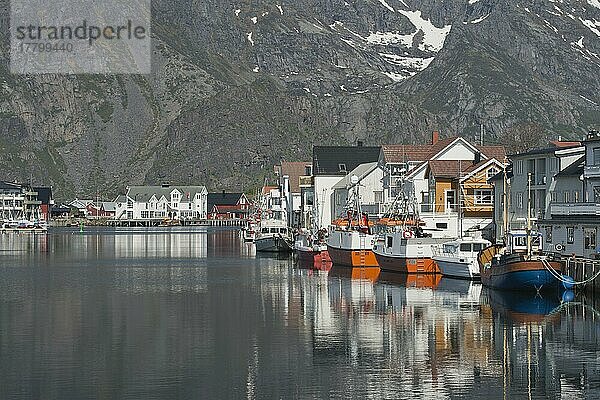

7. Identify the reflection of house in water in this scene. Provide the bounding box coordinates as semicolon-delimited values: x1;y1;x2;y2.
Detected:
113;230;208;259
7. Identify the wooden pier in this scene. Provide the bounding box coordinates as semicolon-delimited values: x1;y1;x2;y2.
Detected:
106;218;248;228
562;256;600;293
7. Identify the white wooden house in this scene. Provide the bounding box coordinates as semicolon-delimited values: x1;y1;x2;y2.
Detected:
114;184;208;221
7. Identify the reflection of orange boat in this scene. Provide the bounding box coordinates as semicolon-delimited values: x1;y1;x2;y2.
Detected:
297;254;332;272
379;271;441;289
328;266;381;283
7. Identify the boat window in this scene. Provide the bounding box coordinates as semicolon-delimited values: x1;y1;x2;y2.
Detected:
279;228;287;234
514;236;527;247
270;228;278;233
460;243;472;252
473;243;484;252
443;244;456;253
261;228;269;233
387;236;393;248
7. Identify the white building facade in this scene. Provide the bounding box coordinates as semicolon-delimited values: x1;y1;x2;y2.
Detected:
115;184;208;221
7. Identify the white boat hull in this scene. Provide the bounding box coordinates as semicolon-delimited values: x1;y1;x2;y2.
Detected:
435;257;479;280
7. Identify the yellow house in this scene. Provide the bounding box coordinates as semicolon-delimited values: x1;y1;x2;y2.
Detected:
426;158;504;217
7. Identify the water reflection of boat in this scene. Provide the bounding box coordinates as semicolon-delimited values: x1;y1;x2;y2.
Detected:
483;287;565;324
379;271;441;289
436;277;482;306
328;266;380;282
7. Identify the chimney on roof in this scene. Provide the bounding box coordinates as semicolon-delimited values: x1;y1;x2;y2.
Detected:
432;131;440;145
357;140;363;147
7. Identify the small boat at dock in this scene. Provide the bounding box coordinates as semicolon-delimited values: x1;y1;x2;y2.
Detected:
433;235;491;280
294;229;331;267
254;218;293;253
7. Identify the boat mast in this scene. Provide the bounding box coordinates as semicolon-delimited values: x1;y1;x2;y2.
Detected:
458;160;463;238
502;156;509;243
526;172;532;257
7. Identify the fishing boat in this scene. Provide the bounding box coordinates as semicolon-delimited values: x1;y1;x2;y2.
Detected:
294;228;331;266
254;218;293;253
478;171;566;292
433;234;491;280
372;173;448;274
326;175;379;268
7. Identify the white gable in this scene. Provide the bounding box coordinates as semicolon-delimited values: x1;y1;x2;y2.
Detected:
435;139;480;161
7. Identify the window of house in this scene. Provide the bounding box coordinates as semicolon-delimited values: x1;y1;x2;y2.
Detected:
517;192;523;209
567;227;575;244
374;191;383;203
564;191;570;203
474;189;493;205
574;191;580;203
595;187;600;203
551;191;557;203
594;148;600;166
338;163;347;173
516;160;523;175
127;199;133;208
141;211;149;219
387;236;393;248
585;228;597;250
305;165;312;176
487;167;498;180
127;211;133;219
527;159;536;177
545;226;552;243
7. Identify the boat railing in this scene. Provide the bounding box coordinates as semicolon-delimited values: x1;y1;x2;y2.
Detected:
478;244;504;268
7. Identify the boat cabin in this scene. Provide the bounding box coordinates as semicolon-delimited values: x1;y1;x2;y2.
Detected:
440;237;491;257
506;230;543;254
261;227;288;235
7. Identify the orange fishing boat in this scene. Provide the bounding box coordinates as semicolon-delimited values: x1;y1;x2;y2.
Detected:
326;176;379;268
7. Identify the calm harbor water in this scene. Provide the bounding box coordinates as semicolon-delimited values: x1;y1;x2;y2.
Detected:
0;228;599;399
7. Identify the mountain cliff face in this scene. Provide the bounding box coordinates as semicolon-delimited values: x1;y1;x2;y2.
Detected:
0;0;598;199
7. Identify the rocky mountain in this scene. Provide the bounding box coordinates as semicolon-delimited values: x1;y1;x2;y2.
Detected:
0;0;598;199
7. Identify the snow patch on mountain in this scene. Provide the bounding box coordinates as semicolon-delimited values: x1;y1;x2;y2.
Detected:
398;10;452;52
378;0;395;12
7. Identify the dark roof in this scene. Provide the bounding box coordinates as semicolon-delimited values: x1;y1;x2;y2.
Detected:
555;156;585;178
207;192;245;210
313;146;381;176
0;181;22;191
34;187;52;205
509;141;582;158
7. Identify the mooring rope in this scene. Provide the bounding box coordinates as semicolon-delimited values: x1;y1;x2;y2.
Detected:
541;258;600;286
